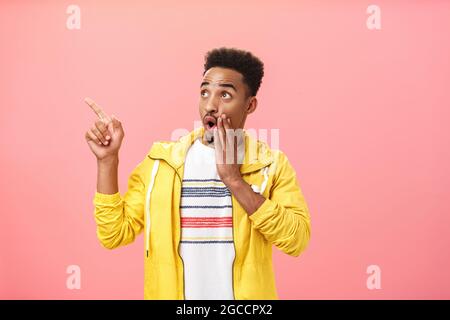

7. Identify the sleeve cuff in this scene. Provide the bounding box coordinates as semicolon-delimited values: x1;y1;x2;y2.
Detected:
248;198;277;226
94;191;122;205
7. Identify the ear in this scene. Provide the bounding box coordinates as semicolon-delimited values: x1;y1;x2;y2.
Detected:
246;96;258;115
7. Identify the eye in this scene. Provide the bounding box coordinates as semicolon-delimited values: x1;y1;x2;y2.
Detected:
222;92;231;99
200;90;208;98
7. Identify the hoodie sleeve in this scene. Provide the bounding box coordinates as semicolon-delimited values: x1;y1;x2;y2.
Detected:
92;157;149;250
248;151;311;257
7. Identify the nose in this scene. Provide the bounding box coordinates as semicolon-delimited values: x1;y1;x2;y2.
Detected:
205;95;220;115
205;101;218;114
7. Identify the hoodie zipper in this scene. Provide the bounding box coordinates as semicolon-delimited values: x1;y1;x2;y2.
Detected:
148;156;186;299
175;170;186;300
145;160;160;259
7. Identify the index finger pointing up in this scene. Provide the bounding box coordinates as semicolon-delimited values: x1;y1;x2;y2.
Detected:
84;97;110;121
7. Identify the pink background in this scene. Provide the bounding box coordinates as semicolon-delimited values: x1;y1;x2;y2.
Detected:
1;0;449;299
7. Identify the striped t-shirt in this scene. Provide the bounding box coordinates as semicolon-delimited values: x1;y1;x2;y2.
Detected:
179;138;235;300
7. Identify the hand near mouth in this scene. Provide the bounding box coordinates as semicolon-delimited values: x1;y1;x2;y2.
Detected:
212;114;265;216
213;114;243;187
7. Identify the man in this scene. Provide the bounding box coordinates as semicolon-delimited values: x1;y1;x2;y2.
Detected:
85;47;311;300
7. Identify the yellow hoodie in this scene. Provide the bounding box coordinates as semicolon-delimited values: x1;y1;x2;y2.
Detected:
93;127;311;299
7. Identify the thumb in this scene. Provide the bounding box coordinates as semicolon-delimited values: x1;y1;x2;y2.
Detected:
110;114;121;133
107;119;114;135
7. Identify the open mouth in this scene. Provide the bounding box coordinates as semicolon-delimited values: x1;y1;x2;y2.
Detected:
203;115;217;130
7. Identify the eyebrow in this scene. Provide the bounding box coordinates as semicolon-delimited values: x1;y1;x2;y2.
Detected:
200;81;237;92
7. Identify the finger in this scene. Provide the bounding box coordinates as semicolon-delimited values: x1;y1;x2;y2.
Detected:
91;125;109;145
107;121;114;135
222;116;234;146
236;129;245;165
108;115;117;134
95;119;111;140
85;97;111;121
217;116;226;145
226;117;238;164
217;115;229;163
213;128;224;164
227;117;232;128
110;115;122;133
222;116;235;164
222;115;230;130
86;130;102;146
217;117;227;163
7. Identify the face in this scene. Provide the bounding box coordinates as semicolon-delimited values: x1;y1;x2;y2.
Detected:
199;67;257;143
